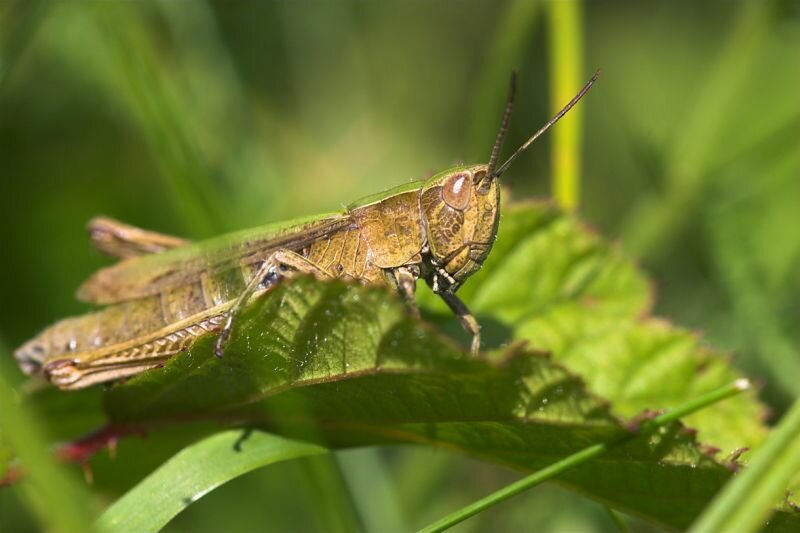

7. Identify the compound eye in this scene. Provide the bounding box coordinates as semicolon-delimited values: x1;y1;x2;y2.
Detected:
442;172;472;210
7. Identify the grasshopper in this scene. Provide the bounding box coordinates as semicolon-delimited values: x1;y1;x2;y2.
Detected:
15;72;598;390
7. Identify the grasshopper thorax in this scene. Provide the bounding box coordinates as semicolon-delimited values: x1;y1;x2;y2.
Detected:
419;164;499;292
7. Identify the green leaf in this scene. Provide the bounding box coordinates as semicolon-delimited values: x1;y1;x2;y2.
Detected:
92;202;790;531
437;202;768;454
96;430;326;533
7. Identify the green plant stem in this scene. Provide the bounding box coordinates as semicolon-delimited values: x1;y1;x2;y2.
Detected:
546;0;584;212
688;397;800;533
416;379;750;533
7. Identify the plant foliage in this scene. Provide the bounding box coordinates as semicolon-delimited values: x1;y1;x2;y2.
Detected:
70;203;793;531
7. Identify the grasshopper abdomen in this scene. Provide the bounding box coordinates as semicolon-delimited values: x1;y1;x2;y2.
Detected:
16;267;253;388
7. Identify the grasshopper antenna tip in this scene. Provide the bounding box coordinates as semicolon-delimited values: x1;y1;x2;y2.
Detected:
491;69;600;179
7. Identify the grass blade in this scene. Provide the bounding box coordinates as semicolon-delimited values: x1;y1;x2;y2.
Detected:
0;345;95;533
0;0;50;90
688;399;800;533
338;448;409;533
297;454;365;533
87;1;229;237
95;430;326;533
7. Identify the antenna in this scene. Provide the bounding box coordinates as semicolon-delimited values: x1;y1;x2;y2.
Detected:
484;71;518;180
491;69;600;179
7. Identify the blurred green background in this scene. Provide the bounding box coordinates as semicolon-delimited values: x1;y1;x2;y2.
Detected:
0;0;798;531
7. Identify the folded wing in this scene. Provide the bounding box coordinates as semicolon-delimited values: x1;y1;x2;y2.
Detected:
77;213;354;305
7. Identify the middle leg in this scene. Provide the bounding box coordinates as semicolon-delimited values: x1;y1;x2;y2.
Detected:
214;249;332;357
390;265;421;319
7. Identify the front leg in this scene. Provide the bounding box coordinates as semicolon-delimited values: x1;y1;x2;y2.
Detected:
436;289;481;356
429;267;480;355
214;249;331;358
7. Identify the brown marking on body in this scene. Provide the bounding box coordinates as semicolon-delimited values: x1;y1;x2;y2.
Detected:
352;190;425;269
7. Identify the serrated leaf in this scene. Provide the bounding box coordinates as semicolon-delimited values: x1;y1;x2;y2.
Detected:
456;202;768;455
92;203;793;530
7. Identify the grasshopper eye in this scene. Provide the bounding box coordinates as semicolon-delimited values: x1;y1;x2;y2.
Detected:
442;172;471;210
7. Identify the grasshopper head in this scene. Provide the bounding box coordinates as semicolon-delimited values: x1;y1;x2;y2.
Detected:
420;70;599;293
420;164;500;291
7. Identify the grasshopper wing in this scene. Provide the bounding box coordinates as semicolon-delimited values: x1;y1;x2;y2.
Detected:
76;213;353;305
88;217;189;258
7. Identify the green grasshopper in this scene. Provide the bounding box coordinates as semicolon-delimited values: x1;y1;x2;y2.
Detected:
15;72;598;390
